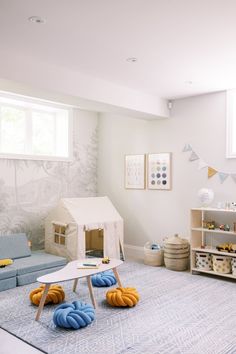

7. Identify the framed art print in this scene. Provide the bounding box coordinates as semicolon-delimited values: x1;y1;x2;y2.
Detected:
125;154;145;189
147;153;172;190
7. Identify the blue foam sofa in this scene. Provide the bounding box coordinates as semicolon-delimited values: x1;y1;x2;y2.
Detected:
0;233;67;291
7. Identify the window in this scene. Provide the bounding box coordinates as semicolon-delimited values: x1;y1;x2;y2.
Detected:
0;92;73;161
226;89;236;158
53;223;67;246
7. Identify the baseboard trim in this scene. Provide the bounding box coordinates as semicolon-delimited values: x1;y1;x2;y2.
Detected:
124;244;143;260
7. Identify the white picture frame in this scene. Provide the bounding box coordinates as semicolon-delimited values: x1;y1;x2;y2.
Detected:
125;154;146;189
147;153;172;190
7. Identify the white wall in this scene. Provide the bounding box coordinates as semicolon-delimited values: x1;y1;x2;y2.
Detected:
98;91;236;247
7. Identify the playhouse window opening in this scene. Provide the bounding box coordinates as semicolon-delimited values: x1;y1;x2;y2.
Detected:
53;224;67;246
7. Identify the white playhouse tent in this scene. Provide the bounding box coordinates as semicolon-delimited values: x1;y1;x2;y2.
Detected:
45;197;124;260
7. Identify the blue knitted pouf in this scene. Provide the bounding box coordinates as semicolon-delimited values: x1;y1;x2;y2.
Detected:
53;301;95;329
91;271;117;287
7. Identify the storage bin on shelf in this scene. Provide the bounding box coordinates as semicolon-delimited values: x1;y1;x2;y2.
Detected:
195;252;212;270
212;255;231;274
231;258;236;276
144;242;164;266
164;234;189;271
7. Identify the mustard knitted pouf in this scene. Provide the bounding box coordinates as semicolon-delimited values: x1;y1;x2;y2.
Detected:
30;285;65;306
106;287;140;307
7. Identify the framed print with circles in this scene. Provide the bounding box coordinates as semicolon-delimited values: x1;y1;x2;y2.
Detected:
147;153;172;190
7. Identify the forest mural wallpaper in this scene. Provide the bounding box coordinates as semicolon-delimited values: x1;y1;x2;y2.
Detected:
0;109;98;249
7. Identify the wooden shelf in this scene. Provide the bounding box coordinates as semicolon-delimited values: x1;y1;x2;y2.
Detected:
191;208;236;281
191;247;236;258
192;207;236;213
192;267;236;279
191;227;236;236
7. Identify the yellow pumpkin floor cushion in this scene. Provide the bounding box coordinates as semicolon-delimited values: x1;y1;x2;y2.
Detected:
30;285;65;306
0;259;13;268
106;287;140;307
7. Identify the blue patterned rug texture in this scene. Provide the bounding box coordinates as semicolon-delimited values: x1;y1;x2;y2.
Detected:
0;261;236;354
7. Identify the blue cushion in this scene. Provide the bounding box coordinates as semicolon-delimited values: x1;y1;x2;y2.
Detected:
13;250;67;276
0;277;16;291
0;234;31;259
0;265;17;280
17;265;65;286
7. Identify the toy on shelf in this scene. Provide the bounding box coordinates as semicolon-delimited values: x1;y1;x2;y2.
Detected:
207;222;215;230
53;301;95;329
216;243;236;253
106;287;140;307
102;257;110;264
219;224;230;231
0;259;13;268
30;284;65;306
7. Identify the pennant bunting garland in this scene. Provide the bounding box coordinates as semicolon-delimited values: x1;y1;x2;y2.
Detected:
189;151;199;161
182;143;234;184
198;159;208;170
208;167;217;178
231;174;236;183
182;144;192;152
218;172;229;184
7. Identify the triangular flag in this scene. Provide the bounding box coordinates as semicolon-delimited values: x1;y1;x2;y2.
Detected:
198;159;208;170
208;167;217;178
218;172;229;184
231;174;236;183
189;151;199;161
182;144;192;152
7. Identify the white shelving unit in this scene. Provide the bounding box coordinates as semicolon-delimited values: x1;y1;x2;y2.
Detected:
191;207;236;280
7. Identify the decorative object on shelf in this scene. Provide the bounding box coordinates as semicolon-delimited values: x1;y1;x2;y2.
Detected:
30;285;65;306
147;153;172;190
212;255;231;274
198;188;214;207
218;224;230;231
144;242;164;266
182;144;234;183
0;258;13;268
207;222;215;230
125;154;146;189
53;301;95;329
195;252;212;270
106;287;139;307
102;257;110;264
164;234;189;271
91;271;117;287
216;243;236;253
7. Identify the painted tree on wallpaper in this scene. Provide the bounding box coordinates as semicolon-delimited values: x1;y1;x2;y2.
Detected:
0;117;98;249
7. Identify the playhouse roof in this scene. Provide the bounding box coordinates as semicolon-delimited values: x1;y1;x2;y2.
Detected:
61;196;122;225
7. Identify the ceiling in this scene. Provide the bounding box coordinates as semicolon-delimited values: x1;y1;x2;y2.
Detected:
0;0;236;100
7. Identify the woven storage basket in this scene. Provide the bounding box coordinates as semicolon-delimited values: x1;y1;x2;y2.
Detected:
164;234;189;271
195;252;212;270
144;243;164;266
231;258;236;276
212;255;231;274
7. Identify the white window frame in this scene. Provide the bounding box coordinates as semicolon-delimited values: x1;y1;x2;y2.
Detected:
0;91;73;162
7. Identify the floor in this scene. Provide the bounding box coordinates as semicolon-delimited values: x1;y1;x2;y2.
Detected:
0;328;43;354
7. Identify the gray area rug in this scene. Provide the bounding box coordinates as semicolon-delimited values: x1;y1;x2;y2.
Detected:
0;261;236;354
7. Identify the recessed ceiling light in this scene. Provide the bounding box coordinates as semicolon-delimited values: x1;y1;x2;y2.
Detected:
185;80;193;85
28;16;46;24
126;57;137;63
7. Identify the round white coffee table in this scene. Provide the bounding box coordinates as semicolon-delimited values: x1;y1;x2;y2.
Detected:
35;258;123;321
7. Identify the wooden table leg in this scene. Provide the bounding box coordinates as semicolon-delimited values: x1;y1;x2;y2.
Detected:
73;278;78;292
35;283;51;321
112;267;122;287
86;275;97;308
